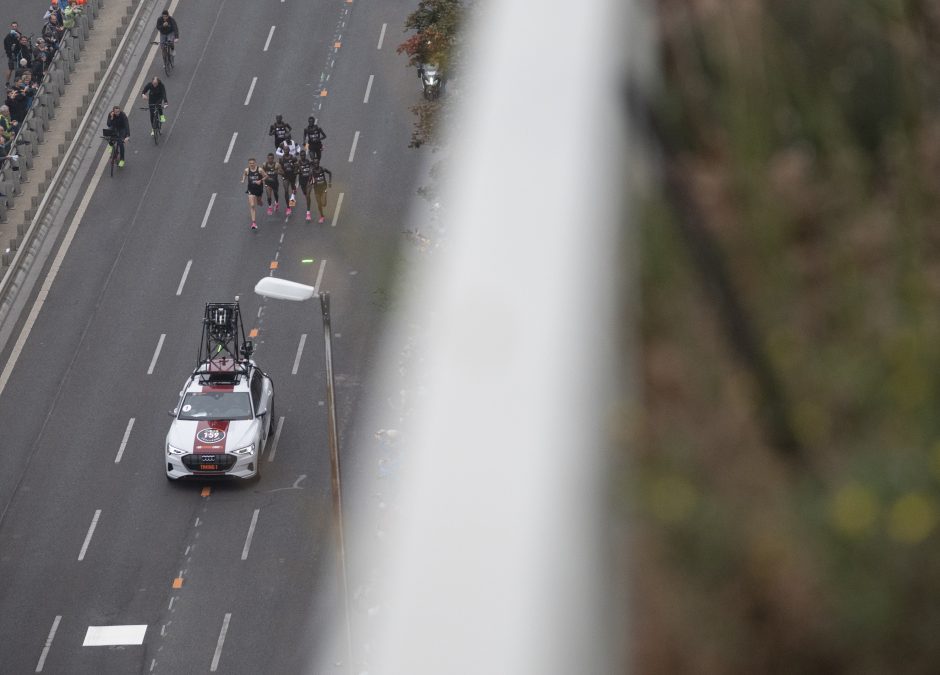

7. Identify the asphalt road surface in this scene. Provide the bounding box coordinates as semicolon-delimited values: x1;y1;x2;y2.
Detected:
0;0;426;672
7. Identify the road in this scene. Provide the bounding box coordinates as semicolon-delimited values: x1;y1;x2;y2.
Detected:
0;0;426;672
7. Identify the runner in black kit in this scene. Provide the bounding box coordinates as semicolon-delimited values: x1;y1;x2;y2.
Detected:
268;114;291;151
311;157;333;224
296;149;315;221
277;151;299;217
302;116;326;161
240;157;267;230
262;152;279;215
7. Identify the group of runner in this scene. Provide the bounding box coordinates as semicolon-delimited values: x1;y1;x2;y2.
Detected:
241;114;333;229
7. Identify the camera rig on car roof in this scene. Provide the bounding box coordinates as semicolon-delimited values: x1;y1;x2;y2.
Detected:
192;299;255;385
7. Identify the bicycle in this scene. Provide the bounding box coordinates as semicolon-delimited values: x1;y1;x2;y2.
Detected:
101;129;121;177
141;102;166;144
152;40;175;75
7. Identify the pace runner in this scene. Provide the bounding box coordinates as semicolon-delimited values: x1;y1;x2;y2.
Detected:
262;152;279;215
296;149;314;222
311;157;332;224
302;116;326;161
268;114;291;151
240;157;267;230
277;150;299;217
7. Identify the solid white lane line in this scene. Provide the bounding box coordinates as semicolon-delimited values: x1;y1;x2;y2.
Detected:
35;615;61;672
313;259;327;296
114;418;136;463
363;74;374;103
331;192;344;228
223;132;238;163
348;131;360;162
147;334;166;375
377;23;387;49
292;334;307;375
200;192;217;229
82;625;147;646
241;509;260;560
175;260;193;296
244;76;258;106
267;416;285;462
210;613;232;672
263;25;275;52
78;510;101;561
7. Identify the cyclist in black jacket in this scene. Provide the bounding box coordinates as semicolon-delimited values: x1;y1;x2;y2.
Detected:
156;11;179;50
302;116;326;161
106;105;130;167
140;76;168;134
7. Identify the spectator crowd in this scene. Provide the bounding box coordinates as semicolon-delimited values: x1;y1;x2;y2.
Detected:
0;1;86;159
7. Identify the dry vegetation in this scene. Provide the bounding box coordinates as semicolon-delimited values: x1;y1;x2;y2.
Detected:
637;1;940;672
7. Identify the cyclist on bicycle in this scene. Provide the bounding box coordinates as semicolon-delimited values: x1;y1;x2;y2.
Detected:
106;105;130;167
156;10;179;50
303;116;326;161
140;76;168;135
269;114;291;151
262;152;279;215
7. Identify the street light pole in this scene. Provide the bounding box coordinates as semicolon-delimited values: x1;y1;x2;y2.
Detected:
320;291;354;671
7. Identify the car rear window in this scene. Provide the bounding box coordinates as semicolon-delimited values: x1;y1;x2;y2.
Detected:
178;392;253;421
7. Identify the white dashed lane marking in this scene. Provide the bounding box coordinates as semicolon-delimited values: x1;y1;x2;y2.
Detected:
34;615;61;672
210;614;232;672
363;74;374;103
175;260;192;296
292;334;307;375
82;625;147;646
331;192;344;228
147;334;166;375
244;76;258;105
77;510;101;561
377;22;386;49
263;25;275;52
200;192;217;229
114;418;136;463
313;259;327;295
348;131;360;162
268;416;285;462
241;509;260;560
223;132;238;163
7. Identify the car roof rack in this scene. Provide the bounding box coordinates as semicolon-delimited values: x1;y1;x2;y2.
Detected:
192;299;254;385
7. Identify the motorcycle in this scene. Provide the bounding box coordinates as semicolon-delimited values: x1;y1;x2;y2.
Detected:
418;63;442;101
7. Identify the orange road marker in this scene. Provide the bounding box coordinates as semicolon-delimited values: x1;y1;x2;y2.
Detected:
270;261;278;270
201;486;211;497
334;42;341;49
172;577;183;589
320;89;328;97
249;328;259;338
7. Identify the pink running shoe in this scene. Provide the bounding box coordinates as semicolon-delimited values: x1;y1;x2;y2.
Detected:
305;211;312;221
286;207;292;216
266;205;273;216
250;222;258;230
318;216;325;224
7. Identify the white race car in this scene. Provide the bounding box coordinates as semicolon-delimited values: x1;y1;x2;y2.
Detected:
165;302;274;481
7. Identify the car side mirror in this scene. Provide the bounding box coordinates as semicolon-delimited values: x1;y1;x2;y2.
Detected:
256;402;268;417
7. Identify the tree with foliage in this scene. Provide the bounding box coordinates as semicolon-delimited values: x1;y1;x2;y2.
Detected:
396;0;465;148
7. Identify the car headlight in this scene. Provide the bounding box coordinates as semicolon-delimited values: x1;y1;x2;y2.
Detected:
230;444;255;456
166;444;186;456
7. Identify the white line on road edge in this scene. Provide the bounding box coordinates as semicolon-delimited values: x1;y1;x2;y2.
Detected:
348;131;360;162
200;193;217;229
34;615;61;672
78;510;101;561
331;192;344;228
83;625;147;646
263;25;276;52
244;76;258;105
268;416;285;462
175;260;193;296
148;334;166;375
363;74;374;103
313;259;327;295
377;23;387;49
224;132;238;163
292;334;307;375
114;418;136;463
241;509;260;560
210;613;232;672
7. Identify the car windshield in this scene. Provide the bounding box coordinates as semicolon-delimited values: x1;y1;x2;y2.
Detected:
178;392;252;421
